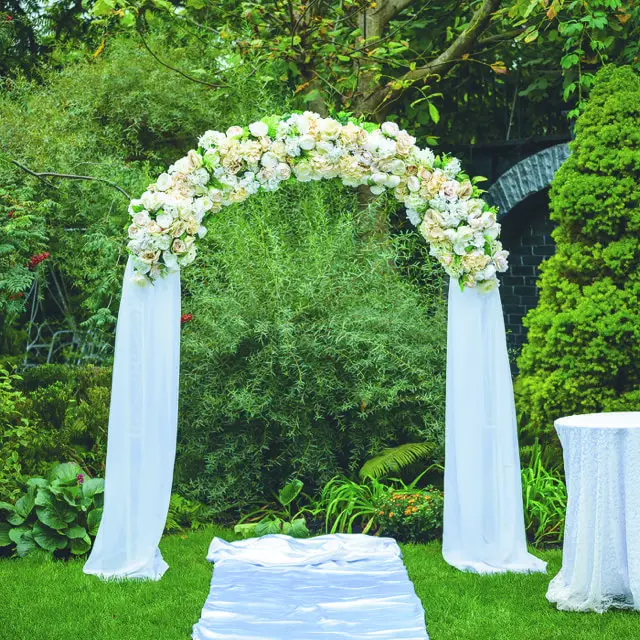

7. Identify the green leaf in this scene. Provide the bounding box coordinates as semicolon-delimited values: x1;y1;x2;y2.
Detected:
233;523;259;539
33;522;68;552
0;523;11;547
87;508;103;536
360;442;436;479
47;463;83;486
26;478;48;489
70;536;91;555
255;518;282;536
428;102;440;124
65;524;88;540
0;501;14;513
16;531;37;557
34;489;55;508
278;479;303;507
82;478;105;500
36;503;76;530
283;519;309;539
8;525;29;544
14;493;35;519
7;512;25;526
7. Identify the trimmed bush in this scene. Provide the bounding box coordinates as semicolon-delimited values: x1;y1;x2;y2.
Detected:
516;66;640;455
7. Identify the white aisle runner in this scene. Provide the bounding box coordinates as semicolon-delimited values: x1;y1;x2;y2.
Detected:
192;534;429;640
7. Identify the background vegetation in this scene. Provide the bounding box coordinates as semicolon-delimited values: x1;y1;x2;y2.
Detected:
2;0;636;547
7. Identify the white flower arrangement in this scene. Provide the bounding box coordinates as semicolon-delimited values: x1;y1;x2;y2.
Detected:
126;111;508;291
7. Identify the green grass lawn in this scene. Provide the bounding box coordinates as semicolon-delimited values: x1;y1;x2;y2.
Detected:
0;527;638;640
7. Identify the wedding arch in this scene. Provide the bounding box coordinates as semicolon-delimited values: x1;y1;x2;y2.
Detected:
83;112;545;580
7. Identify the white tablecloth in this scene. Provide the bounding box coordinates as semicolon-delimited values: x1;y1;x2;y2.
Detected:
547;412;640;612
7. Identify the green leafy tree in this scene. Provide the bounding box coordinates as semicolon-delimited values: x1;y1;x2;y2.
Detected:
516;65;640;456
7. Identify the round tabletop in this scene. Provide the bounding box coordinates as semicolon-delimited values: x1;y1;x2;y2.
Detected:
555;411;640;430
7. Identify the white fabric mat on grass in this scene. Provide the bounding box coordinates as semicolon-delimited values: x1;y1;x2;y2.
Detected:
192;534;429;640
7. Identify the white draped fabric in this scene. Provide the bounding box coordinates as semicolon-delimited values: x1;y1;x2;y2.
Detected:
443;279;546;574
547;412;640;612
84;264;543;581
192;534;429;639
84;258;181;580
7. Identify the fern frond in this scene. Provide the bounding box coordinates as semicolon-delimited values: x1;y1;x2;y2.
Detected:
360;442;435;480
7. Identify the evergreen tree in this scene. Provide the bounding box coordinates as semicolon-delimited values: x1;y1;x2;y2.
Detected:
516;66;640;455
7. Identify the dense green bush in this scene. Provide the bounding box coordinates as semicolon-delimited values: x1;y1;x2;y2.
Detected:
176;180;447;512
0;365;110;500
516;66;640;454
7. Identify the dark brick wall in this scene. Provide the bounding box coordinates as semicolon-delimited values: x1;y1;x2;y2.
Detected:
499;189;556;361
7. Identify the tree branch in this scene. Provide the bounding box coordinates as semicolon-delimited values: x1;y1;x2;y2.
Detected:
10;159;131;199
361;0;502;114
138;28;229;90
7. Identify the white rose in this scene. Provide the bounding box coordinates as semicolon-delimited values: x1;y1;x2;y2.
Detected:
390;159;406;176
407;176;420;193
249;121;269;137
133;212;150;226
370;184;386;195
477;278;498;294
131;272;150;286
276;163;291;180
299;135;316;151
385;175;401;188
197;225;208;238
141;191;161;212
261;152;279;168
226;125;244;139
319;118;341;138
371;173;387;185
156;173;173;192
172;238;187;254
493;250;509;272
163;251;179;271
381;121;400;137
293;161;313;181
128;224;141;238
156;213;174;229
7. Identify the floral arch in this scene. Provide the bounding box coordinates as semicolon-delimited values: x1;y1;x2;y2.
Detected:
83;112;545;582
125;112;508;290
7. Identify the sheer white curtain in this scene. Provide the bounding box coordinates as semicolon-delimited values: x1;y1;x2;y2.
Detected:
84;258;181;580
443;279;546;574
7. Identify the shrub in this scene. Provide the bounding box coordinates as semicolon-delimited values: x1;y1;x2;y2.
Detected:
516;66;640;455
175;179;447;512
0;365;111;501
376;487;444;543
0;462;103;558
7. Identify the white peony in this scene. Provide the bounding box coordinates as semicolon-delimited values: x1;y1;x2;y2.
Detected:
261;152;279;168
407;176;420;193
156;173;173;191
381;121;400;137
226;125;244;139
156;212;174;229
249;121;269;137
299;135;316;151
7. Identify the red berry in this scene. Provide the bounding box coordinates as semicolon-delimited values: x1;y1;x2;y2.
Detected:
6;15;12;21
7;211;14;218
